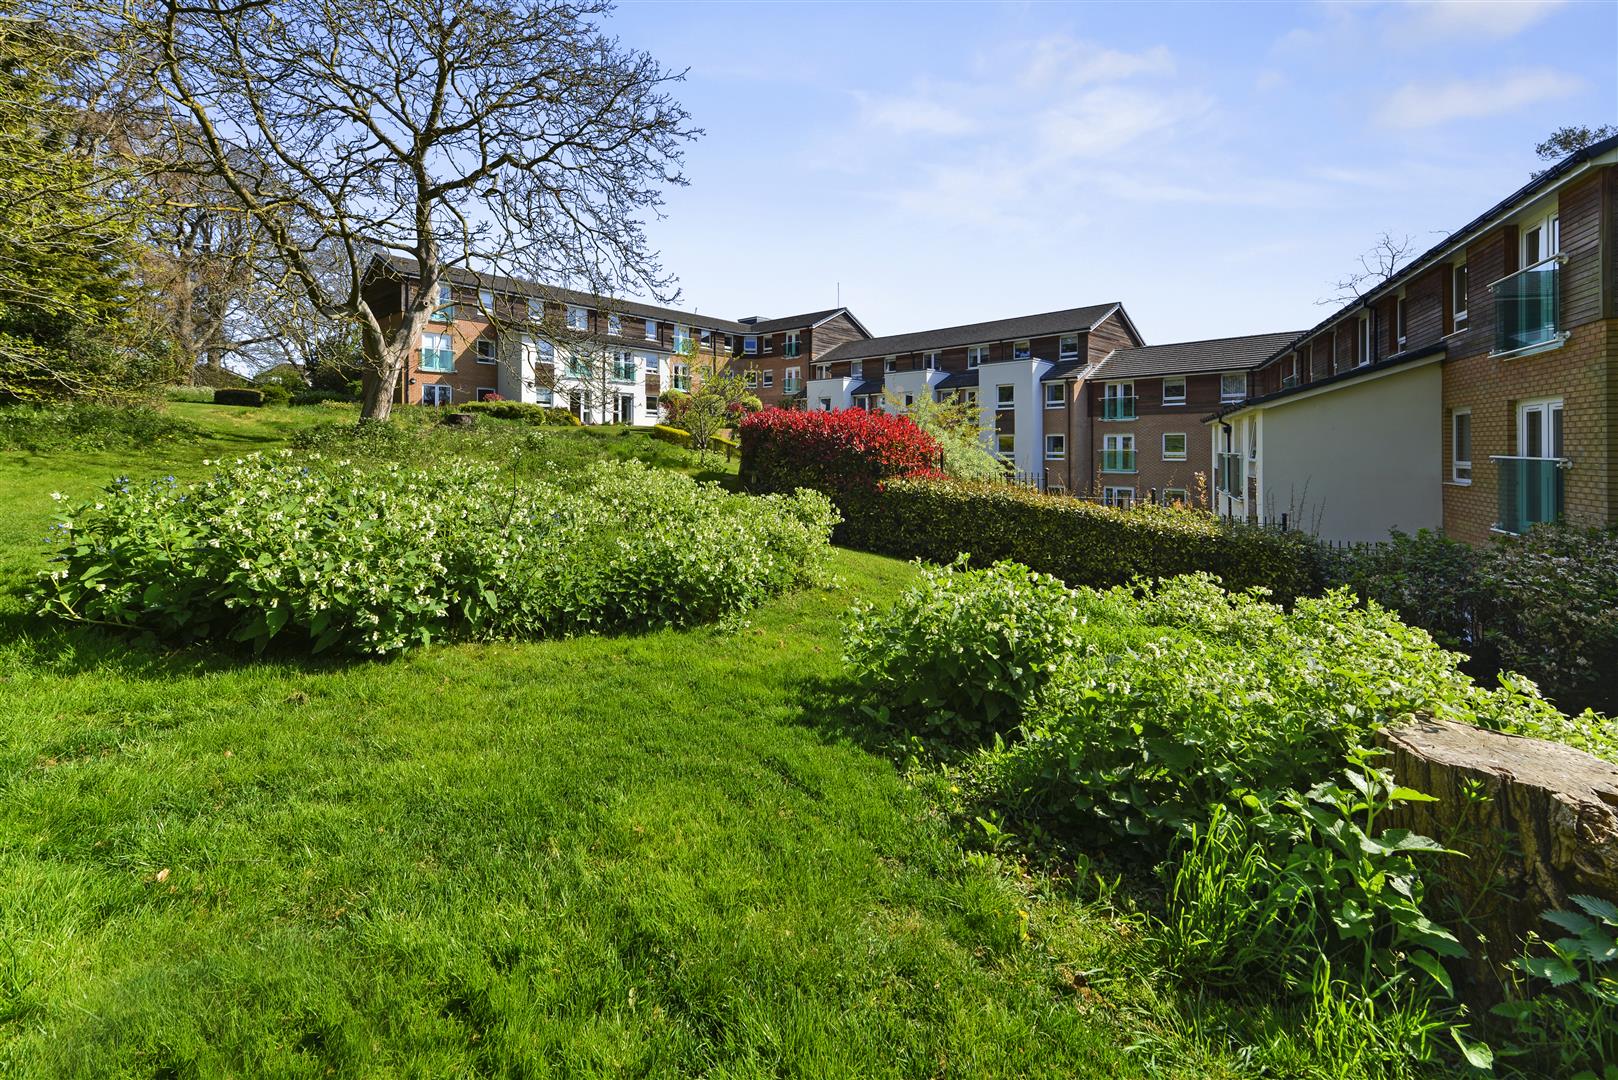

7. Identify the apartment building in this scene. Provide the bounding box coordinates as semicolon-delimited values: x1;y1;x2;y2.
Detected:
805;304;1144;488
1083;333;1301;508
1209;134;1618;544
364;257;869;424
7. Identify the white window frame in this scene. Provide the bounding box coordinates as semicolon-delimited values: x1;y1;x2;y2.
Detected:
1102;433;1135;472
1452;262;1469;334
1059;335;1079;359
744;370;759;389
966;345;988;369
527;298;544;323
476;386;498;401
1162;432;1187;461
1161;377;1186;405
962;388;978;405
1356;314;1372;367
420;332;455;373
1043;383;1064;408
783;366;801;393
430;282;454;323
817;397;831;411
1518;397;1564;459
849;360;863;379
608;313;622;337
995;384;1014;410
478;288;495;314
1044;433;1066;460
1162;488;1188;506
1012;339;1031;360
743;335;759;355
671;362;691;392
903;392;915;407
1219;372;1248;402
995;432;1016;458
673;324;692;352
645;319;659;342
784;332;801;358
1102;381;1135;417
475;337;497;365
1522;211;1560;265
1247;419;1258;461
761;370;774;389
1451;408;1472;484
884;356;897;374
922;352;938;370
1103;486;1135;509
567;305;588;332
421;383;453;406
1395;296;1408;350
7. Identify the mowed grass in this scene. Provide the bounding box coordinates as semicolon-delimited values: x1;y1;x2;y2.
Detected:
0;405;1224;1078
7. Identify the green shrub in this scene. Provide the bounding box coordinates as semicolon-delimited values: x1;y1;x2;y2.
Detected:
254;365;308;393
0;402;197;452
842;559;1093;743
1318;530;1481;653
214;388;264;407
164;385;215;404
651;424;690;447
453;400;579;426
41;455;839;656
259;383;291;407
289;389;351;406
842;476;1319;600
1493;896;1618;1076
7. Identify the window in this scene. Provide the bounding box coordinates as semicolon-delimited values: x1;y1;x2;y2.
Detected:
1451;409;1472;483
421;383;452;405
995;384;1014;409
1522;212;1559;265
884;356;897;373
611;350;635;382
783;367;800;393
1044;383;1064;408
1103;486;1135;509
527;298;544;322
1220;372;1248;402
1247;420;1258;461
1282;355;1299;389
1102;433;1135;472
849;361;863;379
996;432;1015;457
1162;377;1186;405
1102;381;1135;419
420;332;454;372
608;313;622;336
1162;488;1188;506
744;370;759;388
645;319;658;342
967;345;988;368
1044;433;1066;460
475;337;497;365
674;324;691;352
902;393;914;407
699;328;711;347
1162;432;1187;460
743;335;759;355
813;363;831;380
567;305;588;331
1012;339;1031;360
1395;296;1409;350
430;282;454;322
962;387;978;405
922;352;938;370
535;339;554;368
1059;335;1079;359
817;397;831;411
784;333;801;358
535;387;554;406
643;354;658;377
1356;314;1372;367
1452;263;1469;333
761;370;774;388
646;393;659;414
478;288;495;314
672;362;691;392
476;386;499;401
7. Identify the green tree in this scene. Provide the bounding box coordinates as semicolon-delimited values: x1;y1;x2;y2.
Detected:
679;340;754;462
880;388;1003;482
1532;124;1617;177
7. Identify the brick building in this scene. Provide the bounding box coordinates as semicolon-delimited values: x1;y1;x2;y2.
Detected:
1210;133;1618;544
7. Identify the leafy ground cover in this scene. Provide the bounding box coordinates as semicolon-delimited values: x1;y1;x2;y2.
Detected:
0;404;1251;1078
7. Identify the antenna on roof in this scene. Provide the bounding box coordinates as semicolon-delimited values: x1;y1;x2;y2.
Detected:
837;281;841;307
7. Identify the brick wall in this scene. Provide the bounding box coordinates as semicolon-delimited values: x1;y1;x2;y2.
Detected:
1442;318;1618;543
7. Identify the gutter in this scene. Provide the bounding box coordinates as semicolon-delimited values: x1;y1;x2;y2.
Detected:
1203;340;1448;423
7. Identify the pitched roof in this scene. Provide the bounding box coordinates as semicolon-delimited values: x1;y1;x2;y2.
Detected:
1206;340;1448;421
744;309;873;336
1261;132;1618;366
1093;332;1304;380
372;255;752;334
816;303;1124;363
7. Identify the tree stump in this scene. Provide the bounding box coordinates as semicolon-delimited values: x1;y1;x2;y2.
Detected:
441;411;477;428
1380;717;1618;1004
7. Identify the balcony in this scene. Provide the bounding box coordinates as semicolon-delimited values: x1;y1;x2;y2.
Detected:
1217;452;1244;497
1491;258;1563;356
1101;397;1137;421
1101;448;1136;473
783;342;802;358
1493;455;1566;535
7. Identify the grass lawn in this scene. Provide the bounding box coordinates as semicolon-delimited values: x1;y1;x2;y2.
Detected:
0;404;1236;1078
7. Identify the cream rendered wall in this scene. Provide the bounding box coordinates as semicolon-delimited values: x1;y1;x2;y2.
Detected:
1255;361;1443;542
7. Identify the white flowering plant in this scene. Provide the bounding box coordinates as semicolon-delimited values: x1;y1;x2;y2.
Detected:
39;452;839;656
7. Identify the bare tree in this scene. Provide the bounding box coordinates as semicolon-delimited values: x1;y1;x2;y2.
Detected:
1318;231;1416;307
129;0;697;420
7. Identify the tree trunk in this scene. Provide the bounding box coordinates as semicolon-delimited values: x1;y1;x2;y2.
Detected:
358;314;413;422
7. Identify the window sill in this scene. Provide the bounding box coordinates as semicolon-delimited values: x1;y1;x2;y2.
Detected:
475;359;497;366
1163;456;1187;463
1491;334;1570;362
1162;401;1187;407
1445;479;1473;488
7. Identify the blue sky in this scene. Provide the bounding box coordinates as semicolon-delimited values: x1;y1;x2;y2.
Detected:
606;0;1617;344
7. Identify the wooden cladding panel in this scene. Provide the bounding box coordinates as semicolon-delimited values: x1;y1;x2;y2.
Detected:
1561;172;1604;328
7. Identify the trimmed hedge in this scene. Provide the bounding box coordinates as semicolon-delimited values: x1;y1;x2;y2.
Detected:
214;388;265;407
451;401;580;426
739;407;941;498
652;424;738;454
842;476;1320;600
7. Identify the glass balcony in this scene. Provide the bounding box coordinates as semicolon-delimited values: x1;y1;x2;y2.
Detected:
783;341;801;358
1217;452;1244;497
1101;448;1136;472
1493;455;1565;534
1102;397;1137;421
1491;258;1561;355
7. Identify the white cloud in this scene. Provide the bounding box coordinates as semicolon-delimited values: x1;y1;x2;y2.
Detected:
1034;86;1210;161
1399;0;1567;41
1375;69;1582;128
856;94;977;136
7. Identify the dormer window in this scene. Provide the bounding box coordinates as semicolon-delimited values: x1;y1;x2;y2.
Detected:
566;305;588;331
430;282;454;322
1356;314;1372;367
527;298;543;322
1452;263;1469;333
1012;339;1031;360
743;335;758;355
1162;377;1186;404
645;318;658;342
966;345;988;368
1059;335;1079;359
1220;372;1248;402
608;313;622;336
1395;296;1408;350
478;288;495;314
884;356;897;373
922;352;938;370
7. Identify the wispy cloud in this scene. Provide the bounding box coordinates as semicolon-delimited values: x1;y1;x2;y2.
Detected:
856;93;977;136
1397;0;1567;42
1375;69;1582;128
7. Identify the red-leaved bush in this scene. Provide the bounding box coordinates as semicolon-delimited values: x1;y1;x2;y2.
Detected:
739;407;941;497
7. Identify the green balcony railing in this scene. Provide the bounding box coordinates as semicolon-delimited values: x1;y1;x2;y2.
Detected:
1102;396;1136;421
1493;455;1565;534
1491;258;1562;355
1217;452;1243;497
1102;448;1136;472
